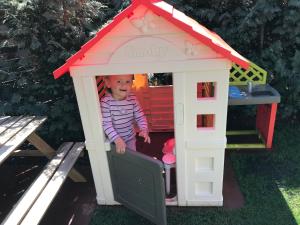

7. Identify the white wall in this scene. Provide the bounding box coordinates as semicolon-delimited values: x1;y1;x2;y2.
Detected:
69;4;231;206
179;70;230;206
73;5;221;67
71;74;116;204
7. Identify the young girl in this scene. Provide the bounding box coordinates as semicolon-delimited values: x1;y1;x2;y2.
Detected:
100;74;151;154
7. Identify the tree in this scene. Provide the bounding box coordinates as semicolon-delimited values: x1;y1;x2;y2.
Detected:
0;0;117;145
1;0;299;145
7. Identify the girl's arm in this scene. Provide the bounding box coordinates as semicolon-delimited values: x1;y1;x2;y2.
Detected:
101;99;127;153
133;96;151;143
100;99;120;142
133;97;148;131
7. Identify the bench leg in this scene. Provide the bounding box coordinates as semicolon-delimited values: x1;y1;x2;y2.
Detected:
27;133;87;182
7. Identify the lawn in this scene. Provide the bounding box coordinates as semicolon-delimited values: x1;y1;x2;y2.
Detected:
89;124;300;225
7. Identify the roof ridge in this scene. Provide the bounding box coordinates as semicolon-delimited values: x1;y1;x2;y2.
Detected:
53;0;249;79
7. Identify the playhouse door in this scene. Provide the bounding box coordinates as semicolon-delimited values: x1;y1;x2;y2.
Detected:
107;145;167;225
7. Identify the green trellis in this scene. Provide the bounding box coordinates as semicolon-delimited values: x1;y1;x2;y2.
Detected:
230;62;267;85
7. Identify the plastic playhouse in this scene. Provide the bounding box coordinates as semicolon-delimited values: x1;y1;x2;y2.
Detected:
53;0;280;224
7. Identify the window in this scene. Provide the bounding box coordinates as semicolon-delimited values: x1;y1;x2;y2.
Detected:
197;114;215;129
197;82;216;99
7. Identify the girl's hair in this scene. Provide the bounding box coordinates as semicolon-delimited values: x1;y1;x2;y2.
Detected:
103;76;112;93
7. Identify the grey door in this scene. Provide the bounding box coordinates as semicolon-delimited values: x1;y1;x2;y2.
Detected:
107;145;167;225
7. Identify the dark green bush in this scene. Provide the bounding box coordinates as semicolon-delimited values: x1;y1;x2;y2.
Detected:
0;0;117;145
1;0;299;145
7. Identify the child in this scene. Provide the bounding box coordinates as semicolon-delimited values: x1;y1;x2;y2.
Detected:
100;74;151;154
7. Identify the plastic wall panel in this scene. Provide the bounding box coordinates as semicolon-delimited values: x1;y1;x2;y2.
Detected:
75;6;219;66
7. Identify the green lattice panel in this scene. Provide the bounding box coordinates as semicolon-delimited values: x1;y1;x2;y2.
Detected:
230;62;267;85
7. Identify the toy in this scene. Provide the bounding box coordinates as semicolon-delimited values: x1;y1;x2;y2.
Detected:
53;1;279;223
162;138;175;154
161;138;176;197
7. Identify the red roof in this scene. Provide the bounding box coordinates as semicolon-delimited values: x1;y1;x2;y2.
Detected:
53;0;249;79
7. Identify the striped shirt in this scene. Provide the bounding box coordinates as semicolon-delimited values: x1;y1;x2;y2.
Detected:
100;92;148;143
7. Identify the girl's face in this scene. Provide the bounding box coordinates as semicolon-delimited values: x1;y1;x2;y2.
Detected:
105;75;133;100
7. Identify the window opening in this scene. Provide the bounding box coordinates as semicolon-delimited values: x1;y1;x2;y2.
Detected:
197;82;216;99
197;114;215;129
148;73;173;86
96;73;177;201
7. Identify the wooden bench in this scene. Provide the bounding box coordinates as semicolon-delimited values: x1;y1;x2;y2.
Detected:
1;142;85;225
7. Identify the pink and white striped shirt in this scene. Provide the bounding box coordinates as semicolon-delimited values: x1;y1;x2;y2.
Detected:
100;92;148;143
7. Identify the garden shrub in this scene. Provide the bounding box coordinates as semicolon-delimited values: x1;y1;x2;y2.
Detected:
1;0;299;145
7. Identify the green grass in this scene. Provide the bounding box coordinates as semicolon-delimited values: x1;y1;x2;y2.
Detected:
89;124;300;225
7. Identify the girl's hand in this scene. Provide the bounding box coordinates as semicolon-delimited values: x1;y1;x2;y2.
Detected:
139;130;151;144
114;137;126;154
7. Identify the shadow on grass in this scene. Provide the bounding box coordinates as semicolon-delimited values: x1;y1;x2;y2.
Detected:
89;125;299;225
0;157;47;222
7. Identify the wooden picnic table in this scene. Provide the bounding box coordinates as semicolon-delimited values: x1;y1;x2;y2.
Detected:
0;116;87;225
0;115;85;182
